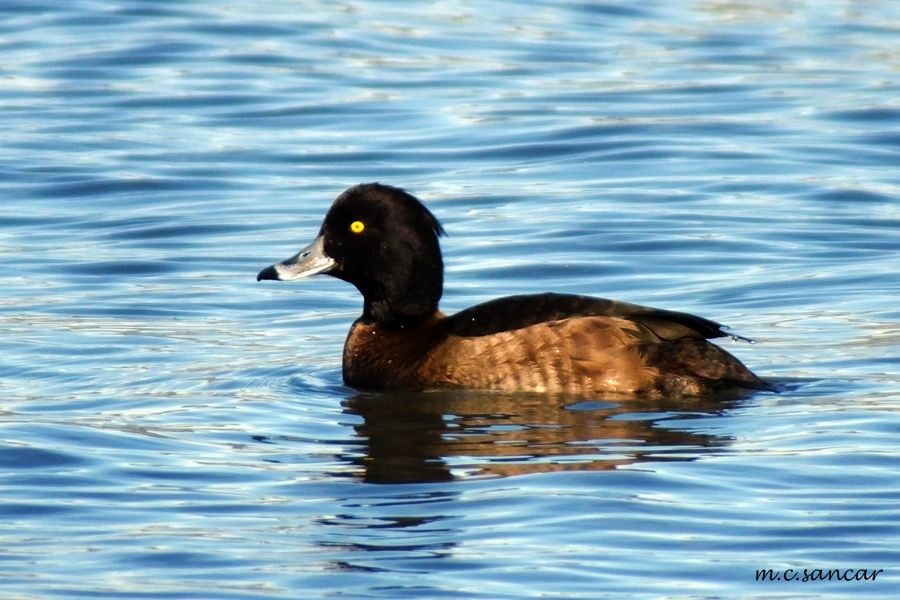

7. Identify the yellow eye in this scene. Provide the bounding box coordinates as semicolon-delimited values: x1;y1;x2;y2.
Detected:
350;221;365;233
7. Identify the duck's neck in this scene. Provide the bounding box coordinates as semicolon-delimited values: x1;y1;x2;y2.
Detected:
351;248;444;327
362;293;441;327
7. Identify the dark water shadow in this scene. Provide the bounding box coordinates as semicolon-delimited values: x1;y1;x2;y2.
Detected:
336;390;752;484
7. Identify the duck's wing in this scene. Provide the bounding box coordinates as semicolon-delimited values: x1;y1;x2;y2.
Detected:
447;293;729;341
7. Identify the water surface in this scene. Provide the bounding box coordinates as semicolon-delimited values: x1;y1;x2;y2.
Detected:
2;1;899;598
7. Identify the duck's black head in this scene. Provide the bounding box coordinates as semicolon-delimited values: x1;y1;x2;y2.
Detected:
257;183;446;326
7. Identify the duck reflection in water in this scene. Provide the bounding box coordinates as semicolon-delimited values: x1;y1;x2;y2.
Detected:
337;390;745;484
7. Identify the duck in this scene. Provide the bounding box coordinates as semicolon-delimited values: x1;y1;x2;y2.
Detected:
257;183;772;396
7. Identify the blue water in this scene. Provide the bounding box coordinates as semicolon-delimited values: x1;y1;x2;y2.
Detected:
2;1;899;598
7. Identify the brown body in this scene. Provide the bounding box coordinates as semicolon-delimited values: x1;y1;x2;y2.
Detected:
343;293;770;396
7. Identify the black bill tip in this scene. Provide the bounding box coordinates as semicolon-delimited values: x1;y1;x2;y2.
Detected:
257;265;280;281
